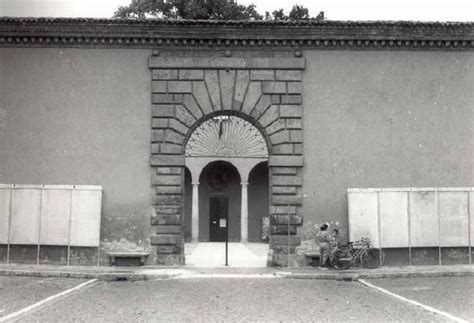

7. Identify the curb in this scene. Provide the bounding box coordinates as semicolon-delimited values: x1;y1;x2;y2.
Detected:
0;269;177;281
276;270;474;281
1;268;472;281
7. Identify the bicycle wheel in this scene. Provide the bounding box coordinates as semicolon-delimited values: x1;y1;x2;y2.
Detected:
361;248;381;269
331;249;352;270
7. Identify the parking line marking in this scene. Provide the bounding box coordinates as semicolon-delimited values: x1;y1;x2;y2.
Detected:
0;279;97;322
358;279;468;323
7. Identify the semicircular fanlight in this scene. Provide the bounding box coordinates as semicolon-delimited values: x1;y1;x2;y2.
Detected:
185;116;268;158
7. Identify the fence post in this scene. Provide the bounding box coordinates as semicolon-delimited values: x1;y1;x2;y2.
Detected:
468;190;472;265
436;189;441;266
6;187;12;264
67;188;73;267
407;191;412;266
377;191;382;264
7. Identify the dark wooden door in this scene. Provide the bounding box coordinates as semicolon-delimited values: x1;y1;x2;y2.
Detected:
209;197;228;242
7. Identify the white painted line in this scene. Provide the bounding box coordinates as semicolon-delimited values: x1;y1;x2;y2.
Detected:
358;279;469;323
0;279;97;322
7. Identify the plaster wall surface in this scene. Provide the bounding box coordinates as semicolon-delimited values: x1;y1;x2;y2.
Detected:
301;50;474;239
0;48;154;252
1;46;473;263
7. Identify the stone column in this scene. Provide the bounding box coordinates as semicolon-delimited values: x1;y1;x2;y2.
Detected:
241;182;249;242
191;182;200;242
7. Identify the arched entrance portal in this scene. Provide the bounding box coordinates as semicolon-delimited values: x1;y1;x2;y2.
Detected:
184;115;270;266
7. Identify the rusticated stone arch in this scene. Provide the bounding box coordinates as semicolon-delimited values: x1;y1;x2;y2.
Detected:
149;52;306;266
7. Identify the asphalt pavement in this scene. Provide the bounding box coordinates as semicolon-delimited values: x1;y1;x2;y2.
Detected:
1;275;472;322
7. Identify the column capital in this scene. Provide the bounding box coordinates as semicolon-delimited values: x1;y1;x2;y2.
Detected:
192;182;200;186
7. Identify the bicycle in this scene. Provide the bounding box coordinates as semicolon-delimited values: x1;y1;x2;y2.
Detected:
330;237;385;270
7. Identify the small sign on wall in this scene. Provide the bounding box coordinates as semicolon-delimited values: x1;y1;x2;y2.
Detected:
219;218;227;228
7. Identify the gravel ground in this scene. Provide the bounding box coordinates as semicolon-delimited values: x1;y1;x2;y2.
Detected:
0;276;87;317
15;278;449;322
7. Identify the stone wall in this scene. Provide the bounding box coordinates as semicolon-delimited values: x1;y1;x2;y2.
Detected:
148;51;306;265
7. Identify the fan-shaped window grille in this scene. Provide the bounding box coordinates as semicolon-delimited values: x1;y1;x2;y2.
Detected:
185;116;268;158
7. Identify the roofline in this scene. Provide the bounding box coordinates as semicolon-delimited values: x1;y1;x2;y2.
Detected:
1;17;473;50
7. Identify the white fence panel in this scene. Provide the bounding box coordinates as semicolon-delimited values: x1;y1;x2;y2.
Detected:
439;191;469;247
70;187;102;247
409;191;439;247
349;188;472;251
348;191;379;248
0;187;10;244
40;187;72;245
379;192;408;248
10;186;41;244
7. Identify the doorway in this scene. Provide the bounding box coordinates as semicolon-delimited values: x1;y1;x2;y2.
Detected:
209;197;228;242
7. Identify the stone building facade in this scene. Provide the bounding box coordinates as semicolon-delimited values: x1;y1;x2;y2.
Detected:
0;18;472;266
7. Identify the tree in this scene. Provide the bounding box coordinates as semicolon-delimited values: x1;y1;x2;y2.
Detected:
114;0;262;20
114;0;324;21
289;5;309;20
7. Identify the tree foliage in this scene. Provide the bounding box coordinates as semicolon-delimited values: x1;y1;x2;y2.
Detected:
114;0;324;21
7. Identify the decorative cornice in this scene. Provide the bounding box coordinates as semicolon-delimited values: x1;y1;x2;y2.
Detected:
0;17;472;50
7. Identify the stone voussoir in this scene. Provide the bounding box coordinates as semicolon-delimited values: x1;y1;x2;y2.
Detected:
168;118;189;135
269;130;290;145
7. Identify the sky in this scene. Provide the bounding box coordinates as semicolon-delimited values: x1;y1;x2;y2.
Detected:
0;0;473;21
